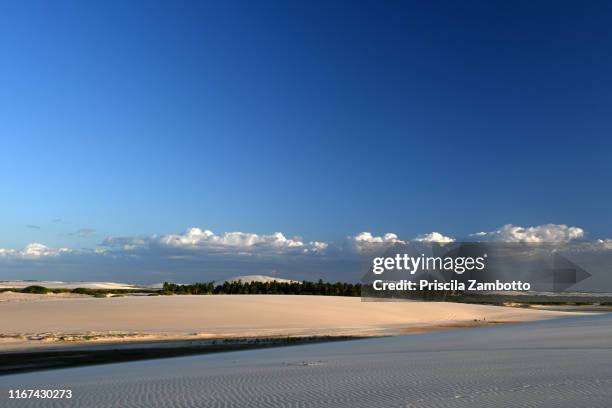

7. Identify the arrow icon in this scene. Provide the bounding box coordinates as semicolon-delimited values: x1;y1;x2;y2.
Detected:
552;252;592;292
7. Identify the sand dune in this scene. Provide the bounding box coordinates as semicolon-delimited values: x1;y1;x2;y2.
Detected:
1;314;609;407
0;280;156;290
0;291;88;303
0;295;573;351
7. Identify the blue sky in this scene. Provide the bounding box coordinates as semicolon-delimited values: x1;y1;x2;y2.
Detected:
1;1;612;281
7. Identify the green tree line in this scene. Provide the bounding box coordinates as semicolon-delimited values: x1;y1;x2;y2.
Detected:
161;279;362;297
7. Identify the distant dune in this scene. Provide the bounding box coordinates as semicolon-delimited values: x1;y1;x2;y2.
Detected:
0;294;576;352
0;280;157;290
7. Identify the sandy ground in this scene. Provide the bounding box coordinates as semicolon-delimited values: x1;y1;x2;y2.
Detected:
3;314;608;407
0;294;574;351
0;291;91;303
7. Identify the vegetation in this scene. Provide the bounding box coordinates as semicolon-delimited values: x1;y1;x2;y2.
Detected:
1;280;362;297
161;280;362;297
0;286;155;297
21;285;50;294
4;282;612;306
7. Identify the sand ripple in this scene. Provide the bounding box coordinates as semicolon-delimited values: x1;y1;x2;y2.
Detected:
1;314;611;407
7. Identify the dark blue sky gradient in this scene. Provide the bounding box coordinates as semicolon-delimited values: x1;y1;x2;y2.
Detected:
1;0;611;249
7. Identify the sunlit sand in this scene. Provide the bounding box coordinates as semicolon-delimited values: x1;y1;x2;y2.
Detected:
0;294;574;351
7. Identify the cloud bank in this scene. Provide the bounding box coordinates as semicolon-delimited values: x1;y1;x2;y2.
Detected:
100;228;328;255
474;224;585;243
0;224;607;283
414;232;455;243
0;243;71;259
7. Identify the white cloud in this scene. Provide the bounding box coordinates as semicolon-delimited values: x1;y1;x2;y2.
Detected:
475;224;585;243
0;224;598;265
353;232;404;244
350;231;457;251
350;232;405;253
414;232;455;243
0;248;17;257
102;227;328;255
0;243;71;259
594;239;612;250
352;231;455;246
3;225;612;284
309;241;329;252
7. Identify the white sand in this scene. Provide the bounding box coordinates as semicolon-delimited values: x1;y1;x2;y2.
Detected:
0;291;89;303
4;314;608;407
0;295;573;351
0;280;155;290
